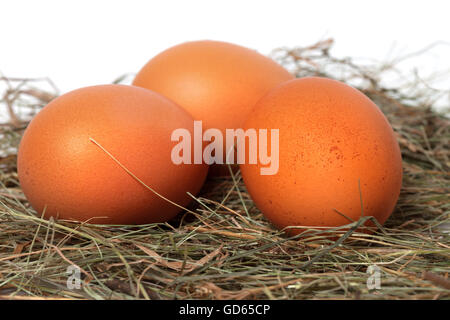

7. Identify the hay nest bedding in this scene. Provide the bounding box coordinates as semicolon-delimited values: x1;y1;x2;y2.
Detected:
0;39;449;300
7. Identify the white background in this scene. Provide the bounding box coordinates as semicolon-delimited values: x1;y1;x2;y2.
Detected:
1;0;449;100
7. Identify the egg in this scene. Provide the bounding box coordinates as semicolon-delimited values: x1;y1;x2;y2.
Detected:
132;40;294;173
17;84;208;224
240;77;403;234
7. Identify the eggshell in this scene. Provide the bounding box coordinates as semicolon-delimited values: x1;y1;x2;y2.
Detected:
240;77;403;234
133;40;294;173
17;85;208;224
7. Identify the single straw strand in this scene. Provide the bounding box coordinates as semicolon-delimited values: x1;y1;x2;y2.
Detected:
89;137;196;215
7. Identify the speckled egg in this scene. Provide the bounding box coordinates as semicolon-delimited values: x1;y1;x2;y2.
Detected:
240;77;403;234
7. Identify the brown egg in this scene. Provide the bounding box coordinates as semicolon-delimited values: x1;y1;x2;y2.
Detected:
240;77;403;234
17;85;208;224
133;40;294;174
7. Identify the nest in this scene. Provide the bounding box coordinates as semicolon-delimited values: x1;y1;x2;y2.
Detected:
0;39;449;300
